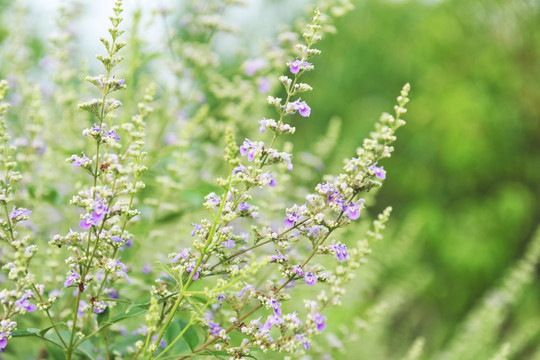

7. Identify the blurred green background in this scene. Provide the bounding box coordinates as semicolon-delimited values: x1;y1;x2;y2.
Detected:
298;0;540;358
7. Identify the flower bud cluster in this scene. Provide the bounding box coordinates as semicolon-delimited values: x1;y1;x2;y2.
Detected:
0;80;41;353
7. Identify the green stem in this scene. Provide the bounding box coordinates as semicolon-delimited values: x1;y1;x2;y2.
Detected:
66;288;82;359
144;167;234;359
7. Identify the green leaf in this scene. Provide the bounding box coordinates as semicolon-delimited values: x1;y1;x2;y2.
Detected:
97;306;111;326
12;328;40;337
40;322;67;337
43;329;70;355
74;338;96;360
12;322;67;338
44;342;65;360
163;318;200;355
109;334;141;355
180;319;199;351
110;304;148;323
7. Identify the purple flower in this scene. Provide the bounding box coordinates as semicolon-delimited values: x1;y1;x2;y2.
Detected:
0;320;16;353
331;243;349;262
232;164;247;175
92;199;108;222
256;171;276;187
282;153;293;171
132;325;148;336
244;58;266;76
208;321;222;337
367;162;386;180
80;198;109;229
345;202;361;220
152;334;167;348
64;270;80;287
238;202;251;211
0;333;7;352
110;258;130;283
296;334;310;350
204;193;221;208
289;58;313;74
104;130;120;140
71;152;90;166
269;298;282;316
249;317;263;328
107;289;119;299
259;119;269;133
221;239;235;249
77;300;88;316
317;182;341;203
305;271;318;286
306;225;324;238
14;290;36;312
186;262;201;280
9;207;31;220
80;216;93;230
270;250;287;262
111;235;123;243
93;300;107;314
290;99;311;117
239;138;262;162
217;294;226;306
172;249;190;263
191;223;203;236
257;76;271;93
289;59;302;74
292;265;304;276
142;264;152;274
284;210;300;228
237;283;254;298
262;314;283;333
288;311;303;326
312;312;326;331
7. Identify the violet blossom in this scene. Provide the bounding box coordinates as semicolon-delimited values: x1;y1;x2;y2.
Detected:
305;271;318;286
312;312;326;331
64;269;81;287
367;162;386;180
331;243;349;262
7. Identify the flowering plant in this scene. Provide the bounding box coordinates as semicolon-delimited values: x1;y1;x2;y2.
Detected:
0;0;414;359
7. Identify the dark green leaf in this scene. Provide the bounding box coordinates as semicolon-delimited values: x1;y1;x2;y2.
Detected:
44;342;65;360
74;338;96;360
97;306;111;326
12;328;40;337
12;322;67;338
43;329;70;352
163;318;200;355
180;319;199;351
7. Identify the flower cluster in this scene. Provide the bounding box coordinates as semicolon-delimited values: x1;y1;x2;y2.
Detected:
0;80;47;353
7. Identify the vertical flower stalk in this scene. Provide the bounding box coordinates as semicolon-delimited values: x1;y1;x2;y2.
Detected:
0;80;51;352
52;1;148;358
